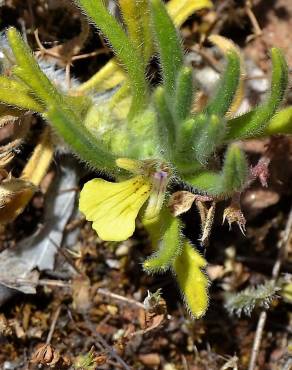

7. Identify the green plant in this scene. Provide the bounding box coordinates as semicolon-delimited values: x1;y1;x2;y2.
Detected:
0;0;290;318
224;281;280;317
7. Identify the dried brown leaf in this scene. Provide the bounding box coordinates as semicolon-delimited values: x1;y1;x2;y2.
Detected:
0;177;36;224
168;191;196;216
0;126;54;223
31;343;60;366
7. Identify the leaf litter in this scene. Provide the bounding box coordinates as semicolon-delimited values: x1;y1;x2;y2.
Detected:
0;156;78;297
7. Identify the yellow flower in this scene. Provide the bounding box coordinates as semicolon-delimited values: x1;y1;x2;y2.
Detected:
79;158;171;242
79;175;151;241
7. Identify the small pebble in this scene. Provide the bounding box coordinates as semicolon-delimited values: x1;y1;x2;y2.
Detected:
115;243;130;257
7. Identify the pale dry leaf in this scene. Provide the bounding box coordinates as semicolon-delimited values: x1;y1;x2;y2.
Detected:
0;157;78;299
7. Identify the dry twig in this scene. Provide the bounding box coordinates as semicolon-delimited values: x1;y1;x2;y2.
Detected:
245;0;262;42
191;45;222;73
46;305;61;345
97;288;145;309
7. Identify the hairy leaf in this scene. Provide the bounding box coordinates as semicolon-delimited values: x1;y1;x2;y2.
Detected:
46;106;116;170
150;0;183;100
176;113;225;165
0;76;44;112
76;0;213;95
8;28;62;106
225;48;288;141
174;66;194;123
173;242;209;318
8;27;116;170
153;86;176;157
220;144;248;194
208;34;245;117
264;106;292;136
193;114;226;164
76;0;148;118
143;210;182;273
205;50;240;117
187;145;248;196
225;281;279;317
119;0;153;65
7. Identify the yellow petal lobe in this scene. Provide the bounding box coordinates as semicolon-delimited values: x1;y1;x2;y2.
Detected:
79;176;151;241
116;158;143;173
173;242;209;318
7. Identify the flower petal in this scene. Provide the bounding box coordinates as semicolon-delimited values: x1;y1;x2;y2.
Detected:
79;176;151;241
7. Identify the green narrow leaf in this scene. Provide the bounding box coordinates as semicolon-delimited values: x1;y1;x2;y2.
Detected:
143;209;182;273
264;107;292;136
173;114;206;168
0;89;44;112
7;28;62;106
194;114;226;164
137;0;154;63
7;28;116;171
119;0;153;66
186;145;248;196
150;0;183;99
205;50;240;117
0;75;34;93
174;66;194;123
225;48;288;141
76;0;148;118
0;76;44;112
46;106;116;170
176;116;197;149
220;144;248;195
153;86;176;157
175;113;225;165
